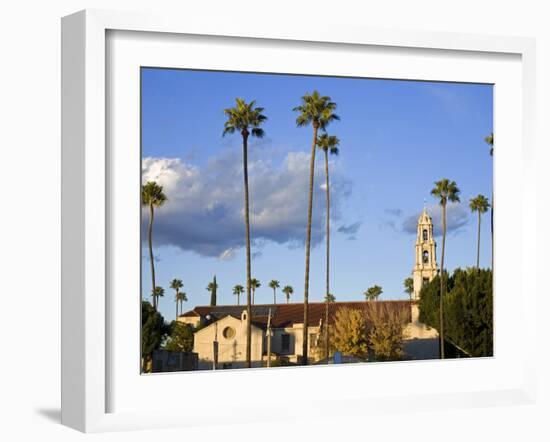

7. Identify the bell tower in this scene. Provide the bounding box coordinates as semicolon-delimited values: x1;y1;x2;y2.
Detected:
412;206;438;300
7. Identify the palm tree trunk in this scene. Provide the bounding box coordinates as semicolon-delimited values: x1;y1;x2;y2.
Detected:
303;124;319;365
491;191;494;272
148;204;156;310
273;288;276;304
242;132;252;368
476;211;481;269
439;203;447;359
324;150;330;364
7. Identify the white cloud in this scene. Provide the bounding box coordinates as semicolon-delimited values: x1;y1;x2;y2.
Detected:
142;150;352;258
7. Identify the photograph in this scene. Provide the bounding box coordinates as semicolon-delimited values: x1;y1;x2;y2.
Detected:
140;67;494;373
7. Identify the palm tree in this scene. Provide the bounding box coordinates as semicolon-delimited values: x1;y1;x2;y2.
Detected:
269;280;280;304
484;132;494;271
403;277;414;300
223;98;267;368
142;181;167;310
250;278;261;304
293;90;339;365
364;285;383;301
233;284;244;306
323;293;336;363
177;291;188;316
170;279;183;318
282;285;294;304
207;276;218;307
152;286;164;310
317;133;340;364
469;194;490;269
431;178;461;359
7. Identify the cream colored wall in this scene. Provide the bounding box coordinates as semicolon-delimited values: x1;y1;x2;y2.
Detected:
193;316;264;369
177;316;201;327
403;304;439;360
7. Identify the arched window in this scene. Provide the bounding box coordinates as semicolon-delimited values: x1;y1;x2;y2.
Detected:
422;250;429;264
422;229;428;241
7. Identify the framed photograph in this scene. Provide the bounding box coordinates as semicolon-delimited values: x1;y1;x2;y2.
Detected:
61;9;537;433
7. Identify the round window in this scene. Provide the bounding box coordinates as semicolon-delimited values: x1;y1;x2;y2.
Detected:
222;326;236;339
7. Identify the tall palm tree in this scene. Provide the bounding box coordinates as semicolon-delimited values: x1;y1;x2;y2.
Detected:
431;178;461;359
170;279;183;318
293;90;339;365
403;277;414;300
282;285;294;304
250;278;261;305
469;194;490;269
484;132;494;271
317;133;340;366
142;181;167;310
233;284;244;306
364;285;383;301
269;280;280;304
323;293;336;363
177;291;188;316
223;98;267;368
152;286;164;310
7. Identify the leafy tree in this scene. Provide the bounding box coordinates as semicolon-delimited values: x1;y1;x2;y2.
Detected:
170;279;184;318
364;285;383;301
323;293;336;362
484;132;494;156
469;194;490;268
233;284;244;306
164;321;194;353
293;91;339;364
223;98;267;368
282;285;294;304
269;280;280;304
365;303;408;361
419;268;493;357
207;276;218;306
142;181;167;310
324;293;336;302
141;300;169;373
431;178;461;358
403;277;414;300
332;307;369;359
250;278;261;304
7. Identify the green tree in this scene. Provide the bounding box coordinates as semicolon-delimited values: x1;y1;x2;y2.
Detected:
233;284;244;306
251;278;261;304
170;279;184;319
141;300;169;373
364;285;383;301
293;90;339;365
269;280;280;304
164;321;194;353
419;268;493;357
223;98;267;368
324;293;336;302
152;286;165;310
431;178;461;358
469;194;490;268
142;181;167;310
403;277;414;300
207;276;218;306
282;285;294;304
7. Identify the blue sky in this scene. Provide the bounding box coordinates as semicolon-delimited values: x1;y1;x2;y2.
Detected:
141;68;493;322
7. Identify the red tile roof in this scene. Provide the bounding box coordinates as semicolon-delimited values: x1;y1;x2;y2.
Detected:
180;301;413;328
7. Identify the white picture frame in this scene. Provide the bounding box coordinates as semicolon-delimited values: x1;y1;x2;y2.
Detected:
61;9;537;433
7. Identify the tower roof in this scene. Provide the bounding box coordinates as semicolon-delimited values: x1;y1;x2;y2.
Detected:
418;206;432;224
